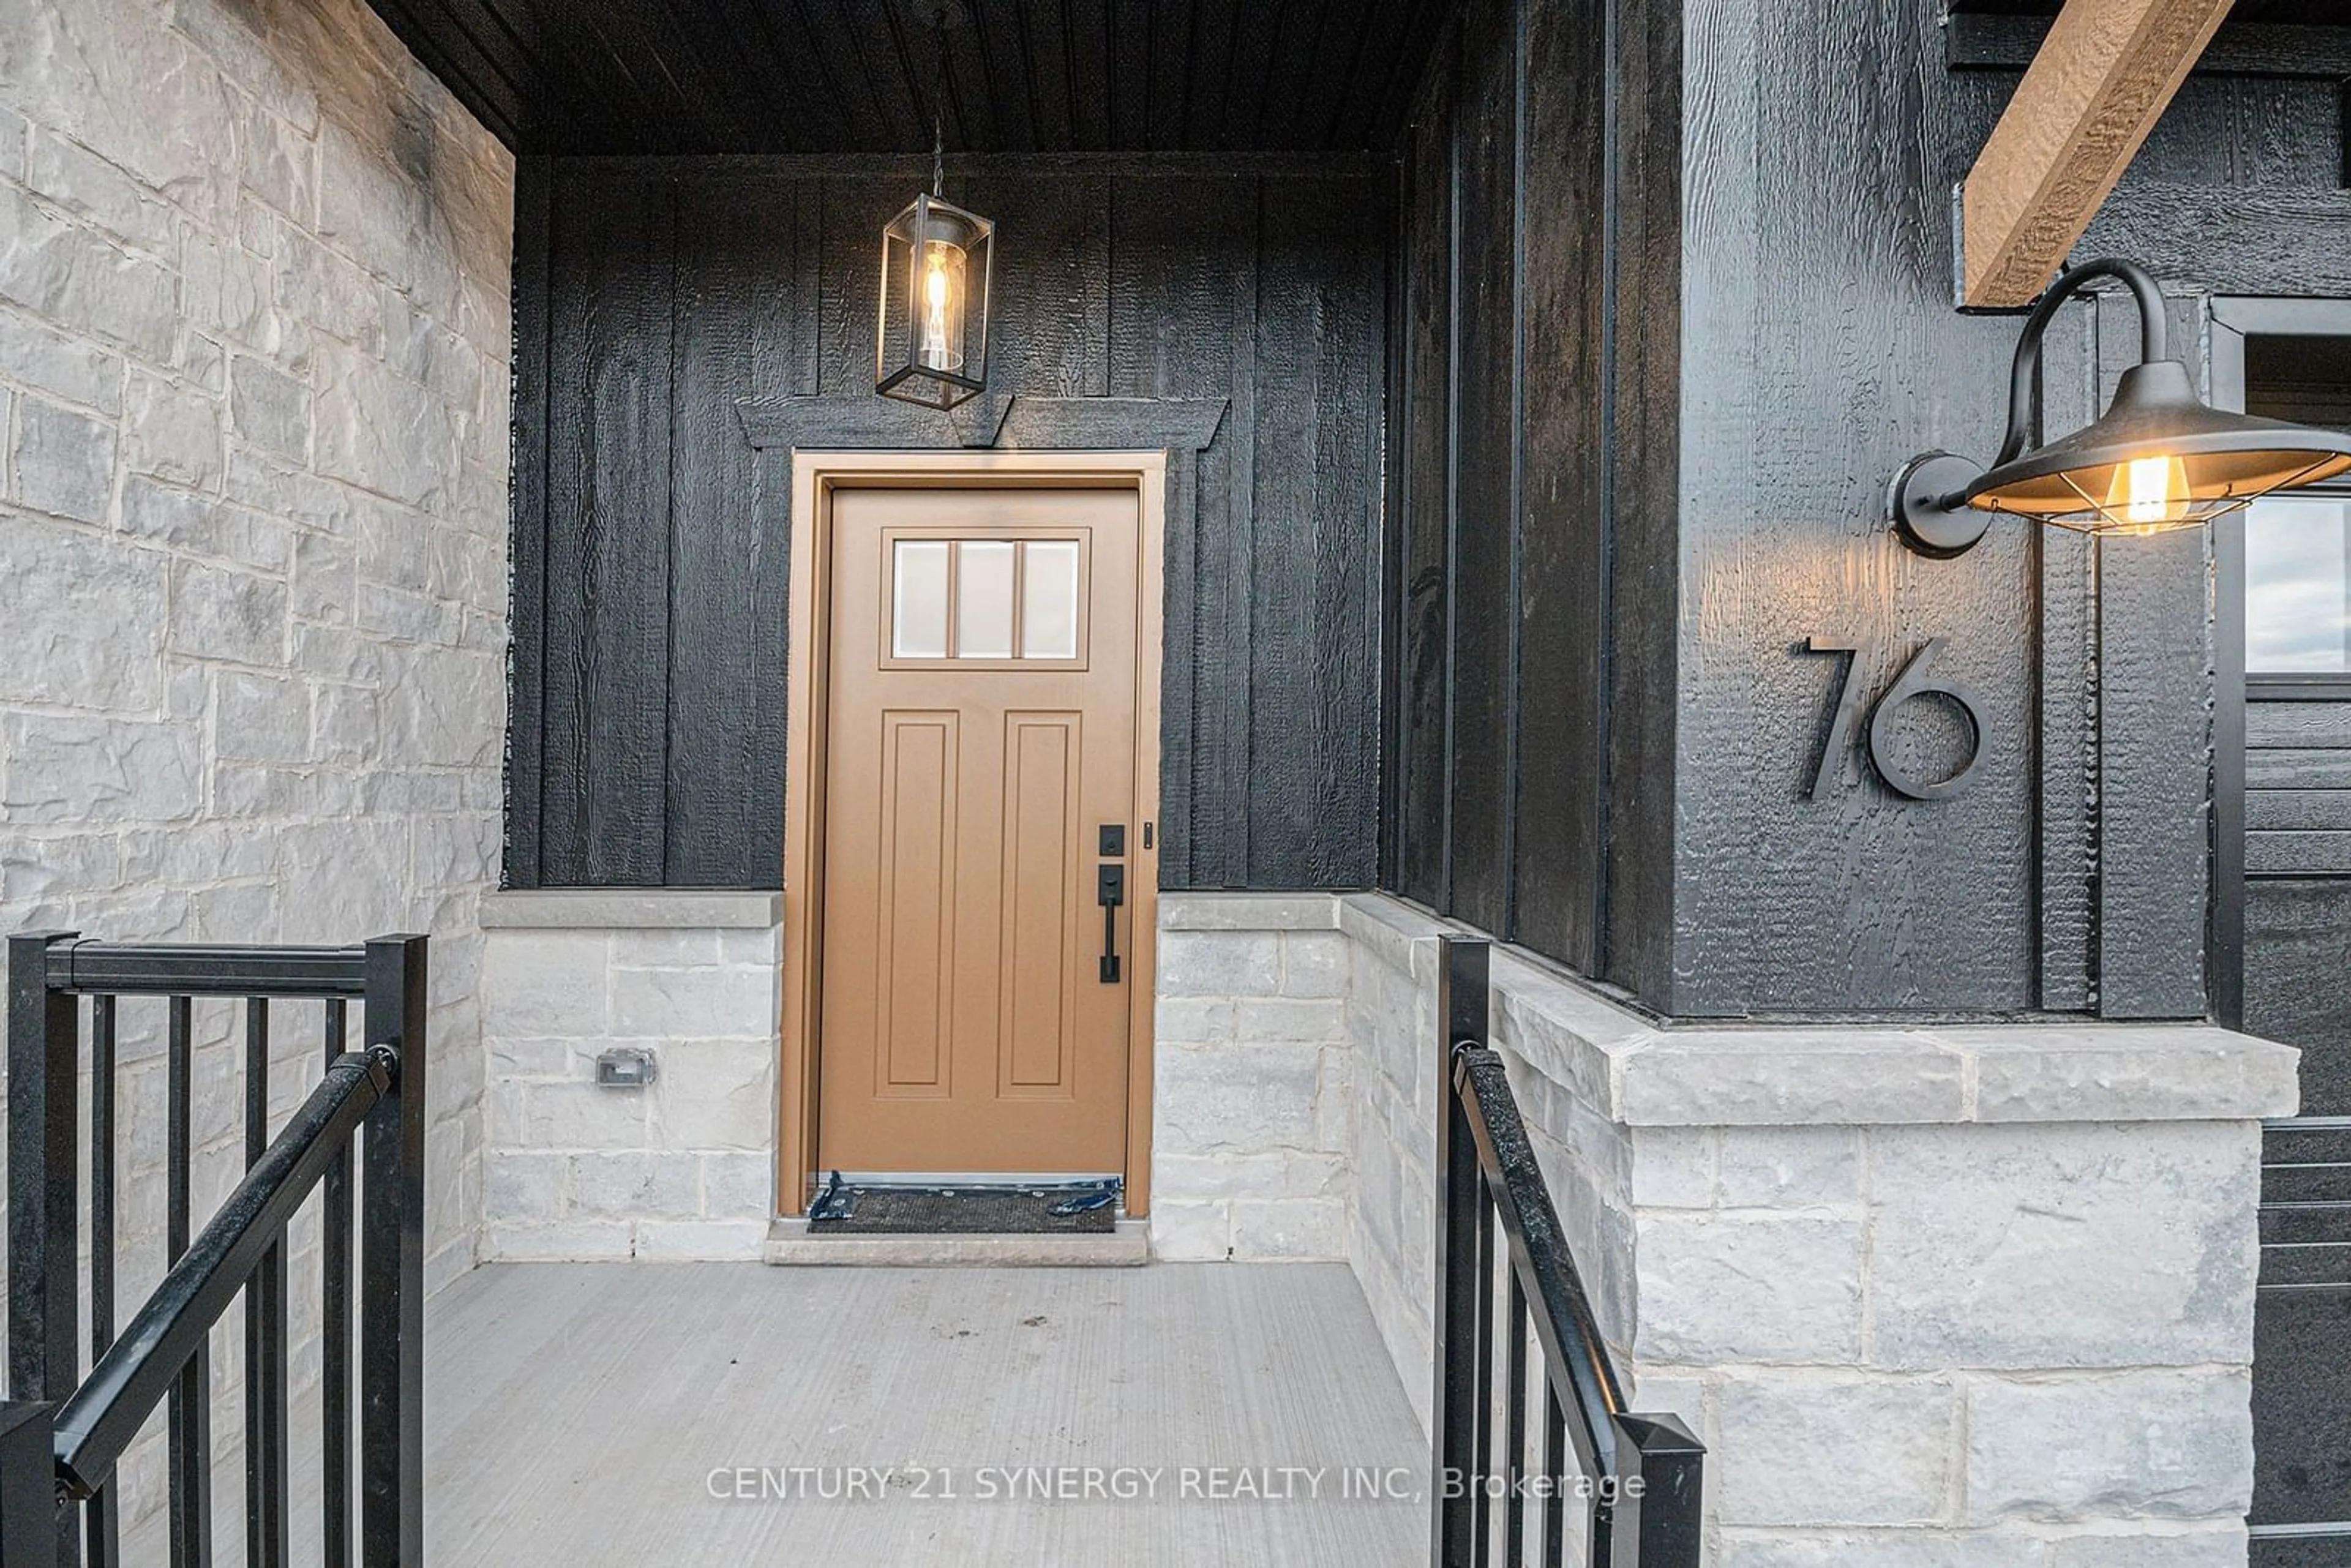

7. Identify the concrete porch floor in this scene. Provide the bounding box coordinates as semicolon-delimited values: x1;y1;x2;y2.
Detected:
426;1261;1428;1566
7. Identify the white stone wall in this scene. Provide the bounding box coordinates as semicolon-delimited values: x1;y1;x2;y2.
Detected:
1150;895;1355;1261
0;0;511;1522
1330;892;2295;1566
479;892;779;1261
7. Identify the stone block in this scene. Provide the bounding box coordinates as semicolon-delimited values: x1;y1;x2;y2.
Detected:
1714;1373;1959;1526
1278;931;1350;996
168;558;287;666
653;1041;775;1150
1619;1030;1968;1127
484;1150;564;1223
1965;1370;2253;1521
1634;1214;1865;1365
1868;1123;2260;1370
702;1151;774;1220
122;475;291;569
1713;1530;2052;1567
1153;1149;1346;1202
479;889;782;929
1232;997;1348;1042
1147;1199;1231;1261
12;393;116;521
1;713;198;824
0;517;163;709
230;353;307;459
0;184;178;358
1629;1127;1717;1209
1158;892;1340;930
24;129;174;253
2045;1523;2247;1566
1157;930;1280;997
1714;1126;1862;1210
481;931;612;1036
1953;1025;2298;1123
124;370;223;488
568;1151;701;1220
482;1221;634;1263
215;671;309;761
0;303;122;410
291;531;354;621
1155;1040;1322;1154
1229;1198;1346;1260
492;1081;653;1152
612;964;779;1039
1154;997;1235;1043
636;1219;770;1260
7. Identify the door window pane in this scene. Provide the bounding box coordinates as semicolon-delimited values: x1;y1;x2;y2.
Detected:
892;540;949;658
2247;494;2351;673
956;541;1017;658
1022;541;1081;659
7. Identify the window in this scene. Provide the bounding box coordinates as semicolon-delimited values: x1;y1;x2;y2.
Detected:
889;536;1085;662
2244;332;2351;675
2246;495;2351;673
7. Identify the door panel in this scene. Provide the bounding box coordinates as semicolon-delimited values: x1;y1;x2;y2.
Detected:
818;487;1139;1175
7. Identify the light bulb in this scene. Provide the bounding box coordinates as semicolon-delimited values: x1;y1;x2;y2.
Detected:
918;241;963;372
2125;456;2172;524
2098;452;2191;530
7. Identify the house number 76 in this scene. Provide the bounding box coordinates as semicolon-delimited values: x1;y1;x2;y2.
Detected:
1801;636;1985;802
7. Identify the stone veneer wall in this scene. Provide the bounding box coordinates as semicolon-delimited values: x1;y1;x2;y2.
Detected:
479;891;779;1261
0;0;511;1517
1150;895;1357;1260
1331;890;2295;1567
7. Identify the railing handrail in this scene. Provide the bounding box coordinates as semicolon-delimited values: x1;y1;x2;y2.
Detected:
50;1046;394;1497
41;941;371;998
7;929;430;1568
1450;1042;1630;1480
1433;935;1704;1568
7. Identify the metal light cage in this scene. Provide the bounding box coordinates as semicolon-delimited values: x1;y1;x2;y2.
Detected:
1891;257;2351;554
876;190;994;410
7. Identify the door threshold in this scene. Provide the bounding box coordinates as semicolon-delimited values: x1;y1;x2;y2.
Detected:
764;1217;1150;1268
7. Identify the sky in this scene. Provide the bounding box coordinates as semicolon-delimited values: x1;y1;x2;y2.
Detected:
2247;495;2351;673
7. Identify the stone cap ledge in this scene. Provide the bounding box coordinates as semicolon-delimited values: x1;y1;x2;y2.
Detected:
1160;892;1344;931
1337;892;2300;1127
482;889;783;931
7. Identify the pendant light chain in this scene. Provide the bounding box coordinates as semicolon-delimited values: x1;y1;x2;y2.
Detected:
930;4;947;198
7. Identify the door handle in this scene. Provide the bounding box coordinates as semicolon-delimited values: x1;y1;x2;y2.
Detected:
1097;864;1125;983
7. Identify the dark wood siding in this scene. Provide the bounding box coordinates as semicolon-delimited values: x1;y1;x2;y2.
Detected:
508;156;1387;892
1382;0;1680;991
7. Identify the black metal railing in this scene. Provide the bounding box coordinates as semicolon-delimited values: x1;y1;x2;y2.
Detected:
1433;936;1704;1568
1;933;429;1567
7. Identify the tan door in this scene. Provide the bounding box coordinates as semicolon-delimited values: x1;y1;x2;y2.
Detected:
816;486;1140;1176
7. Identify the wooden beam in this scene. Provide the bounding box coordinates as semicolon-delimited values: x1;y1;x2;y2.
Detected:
1961;0;2231;309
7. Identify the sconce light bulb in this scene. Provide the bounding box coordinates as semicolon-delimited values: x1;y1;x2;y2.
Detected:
2125;455;2173;525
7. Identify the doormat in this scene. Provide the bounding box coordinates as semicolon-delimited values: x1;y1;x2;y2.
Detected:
806;1178;1119;1236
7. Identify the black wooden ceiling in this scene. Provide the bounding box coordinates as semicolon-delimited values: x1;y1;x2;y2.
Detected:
367;0;1455;154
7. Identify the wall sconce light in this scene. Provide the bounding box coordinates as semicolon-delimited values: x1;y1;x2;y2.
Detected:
1889;257;2351;557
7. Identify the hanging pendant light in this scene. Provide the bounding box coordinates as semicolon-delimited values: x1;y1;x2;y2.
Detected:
1889;257;2351;556
877;9;992;410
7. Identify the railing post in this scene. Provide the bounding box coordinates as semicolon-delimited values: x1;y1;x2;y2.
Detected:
0;1403;56;1568
359;936;427;1567
1431;935;1488;1568
1611;1412;1706;1568
7;934;77;1567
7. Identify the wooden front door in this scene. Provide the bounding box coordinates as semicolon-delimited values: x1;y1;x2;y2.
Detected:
815;486;1141;1176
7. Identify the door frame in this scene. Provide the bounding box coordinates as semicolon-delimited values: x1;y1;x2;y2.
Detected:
778;449;1167;1217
